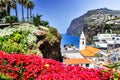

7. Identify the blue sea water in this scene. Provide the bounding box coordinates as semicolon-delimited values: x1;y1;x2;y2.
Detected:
61;34;80;48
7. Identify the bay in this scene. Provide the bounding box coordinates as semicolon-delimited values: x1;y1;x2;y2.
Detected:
61;34;80;48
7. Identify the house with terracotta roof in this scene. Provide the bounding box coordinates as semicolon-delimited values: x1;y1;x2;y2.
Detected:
79;46;108;67
79;46;107;58
63;31;108;68
64;58;94;68
79;46;100;57
78;31;108;67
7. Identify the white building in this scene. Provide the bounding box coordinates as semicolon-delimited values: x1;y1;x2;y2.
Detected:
79;31;86;50
93;34;116;41
93;33;120;48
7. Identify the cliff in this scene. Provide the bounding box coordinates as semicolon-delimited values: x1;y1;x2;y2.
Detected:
36;26;62;62
67;8;120;37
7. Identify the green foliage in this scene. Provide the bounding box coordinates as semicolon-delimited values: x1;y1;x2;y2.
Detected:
104;24;113;32
71;44;74;46
101;70;108;73
45;27;61;45
32;14;42;26
113;72;120;78
3;16;18;26
105;62;120;70
114;78;119;80
105;63;115;69
0;10;7;20
0;22;60;55
3;16;18;23
0;31;37;54
40;20;49;26
49;27;60;38
115;30;120;34
0;73;12;80
94;53;103;57
45;31;54;45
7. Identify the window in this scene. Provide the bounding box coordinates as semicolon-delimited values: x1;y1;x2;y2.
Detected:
85;64;89;67
82;41;84;45
117;38;119;40
112;37;115;40
102;40;107;43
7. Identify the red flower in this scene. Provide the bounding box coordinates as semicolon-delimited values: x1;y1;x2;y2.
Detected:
0;51;119;80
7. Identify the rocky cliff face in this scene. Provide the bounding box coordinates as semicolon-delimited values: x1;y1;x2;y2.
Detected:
39;39;62;62
67;8;120;36
36;33;62;62
35;27;63;62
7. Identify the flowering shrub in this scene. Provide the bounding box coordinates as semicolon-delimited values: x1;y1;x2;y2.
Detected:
0;72;12;80
0;24;38;54
0;51;119;80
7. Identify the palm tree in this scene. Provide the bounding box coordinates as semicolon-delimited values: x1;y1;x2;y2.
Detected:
18;0;27;22
3;0;11;16
11;0;18;18
29;1;34;20
26;0;31;21
0;1;3;11
0;0;11;16
0;0;9;18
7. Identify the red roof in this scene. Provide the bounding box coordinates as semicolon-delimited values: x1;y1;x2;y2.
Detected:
79;46;100;57
64;58;93;65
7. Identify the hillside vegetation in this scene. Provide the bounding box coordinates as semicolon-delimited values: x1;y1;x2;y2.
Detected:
67;8;120;43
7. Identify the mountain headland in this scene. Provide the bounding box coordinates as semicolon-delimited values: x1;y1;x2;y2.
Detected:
67;8;120;42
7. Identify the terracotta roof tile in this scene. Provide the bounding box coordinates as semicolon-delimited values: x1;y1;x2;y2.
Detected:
79;46;100;57
64;58;93;65
86;46;100;53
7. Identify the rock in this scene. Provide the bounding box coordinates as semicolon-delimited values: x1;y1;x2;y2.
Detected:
67;8;120;36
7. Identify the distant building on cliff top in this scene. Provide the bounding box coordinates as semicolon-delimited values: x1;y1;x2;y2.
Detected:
93;33;120;49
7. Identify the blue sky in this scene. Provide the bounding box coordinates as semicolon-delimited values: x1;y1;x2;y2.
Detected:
11;0;120;34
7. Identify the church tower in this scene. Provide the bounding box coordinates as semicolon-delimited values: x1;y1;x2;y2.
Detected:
79;31;86;50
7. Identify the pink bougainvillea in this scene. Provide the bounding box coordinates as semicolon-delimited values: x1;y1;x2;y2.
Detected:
0;51;118;80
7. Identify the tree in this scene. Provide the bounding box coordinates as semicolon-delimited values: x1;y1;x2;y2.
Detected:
0;1;3;11
29;1;34;19
32;14;42;26
26;0;32;21
0;1;6;18
104;24;113;33
0;0;11;16
2;0;11;16
11;0;18;18
18;0;27;22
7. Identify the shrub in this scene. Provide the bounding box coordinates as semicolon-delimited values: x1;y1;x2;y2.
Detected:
113;72;120;78
0;51;119;80
49;27;61;39
40;20;49;26
0;31;37;54
0;73;12;80
32;14;42;26
3;16;18;26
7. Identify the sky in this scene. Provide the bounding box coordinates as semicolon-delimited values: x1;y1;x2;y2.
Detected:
11;0;120;34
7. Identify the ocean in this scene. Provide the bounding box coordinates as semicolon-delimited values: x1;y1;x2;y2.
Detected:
61;34;80;48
